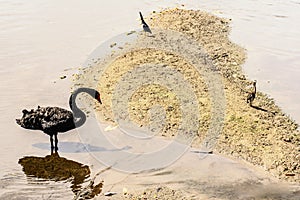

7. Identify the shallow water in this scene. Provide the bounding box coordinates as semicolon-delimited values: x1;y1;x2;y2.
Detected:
0;0;299;199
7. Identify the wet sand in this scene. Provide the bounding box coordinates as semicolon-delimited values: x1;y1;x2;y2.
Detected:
75;123;299;200
72;8;300;199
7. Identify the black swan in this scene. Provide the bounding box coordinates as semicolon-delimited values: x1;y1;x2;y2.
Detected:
16;88;102;154
246;80;257;106
139;11;152;34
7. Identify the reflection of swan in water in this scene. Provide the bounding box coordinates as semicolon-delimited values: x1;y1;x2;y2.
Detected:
16;88;102;154
18;153;103;199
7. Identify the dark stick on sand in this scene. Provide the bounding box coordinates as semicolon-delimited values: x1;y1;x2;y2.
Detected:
139;11;152;34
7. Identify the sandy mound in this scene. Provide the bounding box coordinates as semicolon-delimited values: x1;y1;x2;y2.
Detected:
73;8;299;186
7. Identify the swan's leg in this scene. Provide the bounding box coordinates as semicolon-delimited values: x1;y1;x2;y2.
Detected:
50;135;54;154
54;133;58;152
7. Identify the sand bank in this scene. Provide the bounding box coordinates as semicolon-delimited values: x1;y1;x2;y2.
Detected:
74;8;299;199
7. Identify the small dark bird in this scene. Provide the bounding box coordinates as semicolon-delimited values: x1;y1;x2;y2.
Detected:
246;80;257;106
16;88;102;154
139;11;152;34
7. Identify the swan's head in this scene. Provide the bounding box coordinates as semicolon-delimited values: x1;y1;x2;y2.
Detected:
95;91;102;104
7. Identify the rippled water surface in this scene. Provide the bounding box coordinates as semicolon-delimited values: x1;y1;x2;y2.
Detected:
1;0;299;198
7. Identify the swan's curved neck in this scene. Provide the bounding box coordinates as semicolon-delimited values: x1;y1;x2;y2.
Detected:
69;88;98;128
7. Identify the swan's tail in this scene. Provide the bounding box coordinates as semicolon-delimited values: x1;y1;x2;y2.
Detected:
16;108;42;130
16;118;21;125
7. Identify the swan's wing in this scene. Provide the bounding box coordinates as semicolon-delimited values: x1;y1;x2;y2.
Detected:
17;106;75;133
40;107;74;132
41;107;73;122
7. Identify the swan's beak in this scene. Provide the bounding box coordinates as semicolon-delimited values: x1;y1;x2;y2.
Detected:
97;96;102;104
95;91;102;104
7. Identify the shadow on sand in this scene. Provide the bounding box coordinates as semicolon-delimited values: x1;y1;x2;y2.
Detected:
32;142;131;153
250;105;276;114
18;153;103;199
